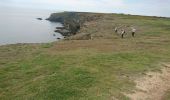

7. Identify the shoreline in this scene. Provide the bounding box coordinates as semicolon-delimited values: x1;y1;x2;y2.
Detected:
1;11;170;100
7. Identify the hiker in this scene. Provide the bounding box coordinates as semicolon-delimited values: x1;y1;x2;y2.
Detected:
114;27;118;33
121;29;126;38
131;27;136;37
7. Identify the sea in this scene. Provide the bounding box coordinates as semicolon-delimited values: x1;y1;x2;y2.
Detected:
0;7;63;45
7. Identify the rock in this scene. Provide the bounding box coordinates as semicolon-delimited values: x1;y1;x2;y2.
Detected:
37;18;43;20
56;27;65;30
47;12;102;37
57;37;61;39
54;29;71;36
46;12;80;23
53;34;56;36
47;12;81;36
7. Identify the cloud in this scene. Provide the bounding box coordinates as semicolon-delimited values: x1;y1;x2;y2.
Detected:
0;0;170;17
0;0;126;13
24;0;126;12
37;0;124;7
122;0;170;17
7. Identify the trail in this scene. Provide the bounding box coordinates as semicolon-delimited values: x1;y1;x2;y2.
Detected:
125;63;170;100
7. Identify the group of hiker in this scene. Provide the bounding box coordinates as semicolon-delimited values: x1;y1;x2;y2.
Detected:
114;26;136;38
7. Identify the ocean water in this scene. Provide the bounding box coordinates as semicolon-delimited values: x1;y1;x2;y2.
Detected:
0;7;62;45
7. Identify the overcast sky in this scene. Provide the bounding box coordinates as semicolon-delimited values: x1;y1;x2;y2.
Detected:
0;0;170;17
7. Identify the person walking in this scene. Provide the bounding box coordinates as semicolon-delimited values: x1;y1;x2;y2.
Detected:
115;27;118;33
131;27;136;37
121;29;126;38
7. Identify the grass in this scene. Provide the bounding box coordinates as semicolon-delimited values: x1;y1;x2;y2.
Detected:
1;13;170;100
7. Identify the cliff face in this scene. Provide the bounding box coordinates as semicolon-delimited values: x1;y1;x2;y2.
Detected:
47;12;81;36
47;12;102;36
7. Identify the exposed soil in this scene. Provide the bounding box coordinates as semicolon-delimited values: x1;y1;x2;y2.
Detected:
125;63;170;100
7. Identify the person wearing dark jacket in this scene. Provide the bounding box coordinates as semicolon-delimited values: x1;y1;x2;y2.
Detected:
121;29;126;38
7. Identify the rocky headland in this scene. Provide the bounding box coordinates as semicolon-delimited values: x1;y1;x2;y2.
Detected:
47;12;102;37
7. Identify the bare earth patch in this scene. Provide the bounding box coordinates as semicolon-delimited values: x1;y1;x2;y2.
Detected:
125;63;170;100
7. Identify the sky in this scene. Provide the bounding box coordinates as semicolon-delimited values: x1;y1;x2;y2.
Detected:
0;0;170;17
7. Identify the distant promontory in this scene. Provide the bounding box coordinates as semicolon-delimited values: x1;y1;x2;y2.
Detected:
47;12;101;37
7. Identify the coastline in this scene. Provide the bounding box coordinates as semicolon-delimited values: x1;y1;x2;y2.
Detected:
1;12;170;99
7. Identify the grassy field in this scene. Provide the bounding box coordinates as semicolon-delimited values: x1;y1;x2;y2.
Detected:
0;13;170;100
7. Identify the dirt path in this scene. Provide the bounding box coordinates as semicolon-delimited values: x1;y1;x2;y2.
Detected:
125;63;170;100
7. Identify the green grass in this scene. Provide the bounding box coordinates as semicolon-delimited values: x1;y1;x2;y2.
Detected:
1;13;170;100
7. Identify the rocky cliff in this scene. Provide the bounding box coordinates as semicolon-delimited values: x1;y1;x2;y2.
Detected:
47;12;102;36
47;12;81;36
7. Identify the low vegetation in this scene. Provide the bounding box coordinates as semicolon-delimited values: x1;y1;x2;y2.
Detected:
1;12;170;100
